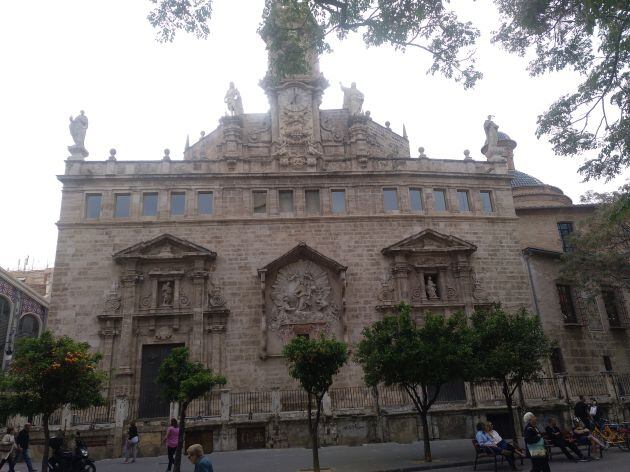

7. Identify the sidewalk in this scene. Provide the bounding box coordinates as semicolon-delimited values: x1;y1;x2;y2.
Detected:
95;439;506;472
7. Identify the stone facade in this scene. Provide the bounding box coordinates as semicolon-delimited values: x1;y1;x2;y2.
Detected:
45;10;630;456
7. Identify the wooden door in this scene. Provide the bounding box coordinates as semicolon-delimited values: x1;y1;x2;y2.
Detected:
138;343;183;419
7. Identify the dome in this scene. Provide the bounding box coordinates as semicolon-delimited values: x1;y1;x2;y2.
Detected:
497;131;511;141
510;170;544;188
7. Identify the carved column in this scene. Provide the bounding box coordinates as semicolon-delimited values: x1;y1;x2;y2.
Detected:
221;116;243;158
190;268;208;363
348;115;369;159
392;256;410;302
258;271;268;359
116;269;142;382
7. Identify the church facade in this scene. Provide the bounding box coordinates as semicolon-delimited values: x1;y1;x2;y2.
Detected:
48;8;630;455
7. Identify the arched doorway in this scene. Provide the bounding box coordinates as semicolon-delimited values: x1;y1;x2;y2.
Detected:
17;313;40;339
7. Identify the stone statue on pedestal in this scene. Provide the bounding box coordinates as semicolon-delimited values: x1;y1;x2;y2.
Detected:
340;82;364;115
68;110;89;159
483;115;504;161
426;276;438;300
224;82;244;116
161;281;173;306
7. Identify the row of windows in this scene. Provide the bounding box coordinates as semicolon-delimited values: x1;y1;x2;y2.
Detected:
84;188;495;219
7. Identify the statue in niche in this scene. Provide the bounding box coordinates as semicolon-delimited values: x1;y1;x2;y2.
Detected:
483;115;499;155
160;281;173;306
340;82;364;115
224;82;244;116
69;110;88;146
426;276;439;300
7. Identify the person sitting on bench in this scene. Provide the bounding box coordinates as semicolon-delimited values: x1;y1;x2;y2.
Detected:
486;422;526;458
545;417;588;462
476;422;519;470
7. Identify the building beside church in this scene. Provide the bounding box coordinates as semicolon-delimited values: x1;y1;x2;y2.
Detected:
0;267;48;369
47;3;629;456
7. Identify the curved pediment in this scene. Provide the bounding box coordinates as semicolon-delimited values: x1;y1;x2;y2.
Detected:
381;229;477;256
113;234;216;262
258;241;346;275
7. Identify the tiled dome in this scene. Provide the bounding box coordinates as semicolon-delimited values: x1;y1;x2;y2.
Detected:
510;170;545;188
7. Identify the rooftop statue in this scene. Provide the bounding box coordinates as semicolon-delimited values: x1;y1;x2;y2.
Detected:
483;115;498;149
224;82;244;116
340;82;364;115
69;110;88;147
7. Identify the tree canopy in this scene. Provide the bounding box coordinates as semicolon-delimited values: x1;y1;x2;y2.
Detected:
470;304;552;440
0;331;106;471
283;335;348;472
561;183;630;290
157;346;226;472
147;0;630;180
356;303;474;461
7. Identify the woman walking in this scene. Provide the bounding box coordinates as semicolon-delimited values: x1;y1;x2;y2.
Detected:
0;426;16;472
123;420;140;463
523;412;551;472
164;418;180;472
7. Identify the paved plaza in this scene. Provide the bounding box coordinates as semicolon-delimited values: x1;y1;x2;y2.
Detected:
85;439;630;472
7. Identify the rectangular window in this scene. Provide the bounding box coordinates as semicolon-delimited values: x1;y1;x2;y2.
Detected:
433;189;447;211
550;348;566;374
197;192;213;215
602;288;621;327
331;190;346;213
253;191;267;214
557;222;574;252
556;284;577;323
279;190;294;213
409;188;423;212
603;355;613;372
114;194;131;218
170;192;185;216
142;192;158;217
383;188;399;211
457;190;470;212
85;194;102;219
305;190;321;215
480;191;493;213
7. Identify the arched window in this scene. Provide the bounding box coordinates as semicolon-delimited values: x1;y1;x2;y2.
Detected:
0;296;11;355
17;314;40;339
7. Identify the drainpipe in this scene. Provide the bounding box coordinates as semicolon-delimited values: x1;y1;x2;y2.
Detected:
523;252;540;316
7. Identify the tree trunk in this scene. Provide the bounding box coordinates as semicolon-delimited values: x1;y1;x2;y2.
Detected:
41;413;50;472
173;401;188;472
501;379;518;443
419;410;432;462
307;394;321;472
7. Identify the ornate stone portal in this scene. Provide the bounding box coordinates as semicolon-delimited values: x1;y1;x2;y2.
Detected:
258;243;346;358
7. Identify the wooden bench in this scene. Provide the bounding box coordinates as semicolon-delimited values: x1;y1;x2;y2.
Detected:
472;439;506;472
544;437;603;461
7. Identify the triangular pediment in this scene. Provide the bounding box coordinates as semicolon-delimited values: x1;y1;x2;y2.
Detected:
382;229;477;255
259;242;346;274
113;234;216;262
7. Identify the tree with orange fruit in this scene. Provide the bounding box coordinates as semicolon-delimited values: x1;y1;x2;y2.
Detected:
0;331;106;472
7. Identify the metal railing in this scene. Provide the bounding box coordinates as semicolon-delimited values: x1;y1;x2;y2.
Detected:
330;386;374;410
186;392;221;419
566;375;610;397
521;378;563;401
71;402;114;425
231;391;272;415
279;389;309;412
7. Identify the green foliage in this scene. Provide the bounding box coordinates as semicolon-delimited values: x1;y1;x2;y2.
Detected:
561;184;630;289
0;331;106;418
147;0;213;43
470;304;552;386
157;347;226;405
493;1;630;181
283;335;348;398
356;303;474;409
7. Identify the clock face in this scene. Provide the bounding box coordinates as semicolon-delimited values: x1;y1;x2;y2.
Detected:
280;86;309;112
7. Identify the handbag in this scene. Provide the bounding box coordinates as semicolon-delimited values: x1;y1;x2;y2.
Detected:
527;437;547;458
0;436;12;454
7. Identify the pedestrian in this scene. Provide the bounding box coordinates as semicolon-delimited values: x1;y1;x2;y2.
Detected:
164;418;180;472
523;412;551;472
574;395;591;428
544;417;587;462
15;423;36;472
123;420;139;464
186;443;213;472
589;398;604;429
0;426;16;472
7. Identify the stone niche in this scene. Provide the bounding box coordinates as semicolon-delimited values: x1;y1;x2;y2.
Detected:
378;229;482;316
258;242;347;358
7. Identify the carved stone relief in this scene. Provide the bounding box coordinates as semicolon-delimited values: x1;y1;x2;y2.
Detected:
270;260;339;340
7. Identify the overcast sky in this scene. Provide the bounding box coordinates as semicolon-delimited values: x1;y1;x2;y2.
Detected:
0;0;626;270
